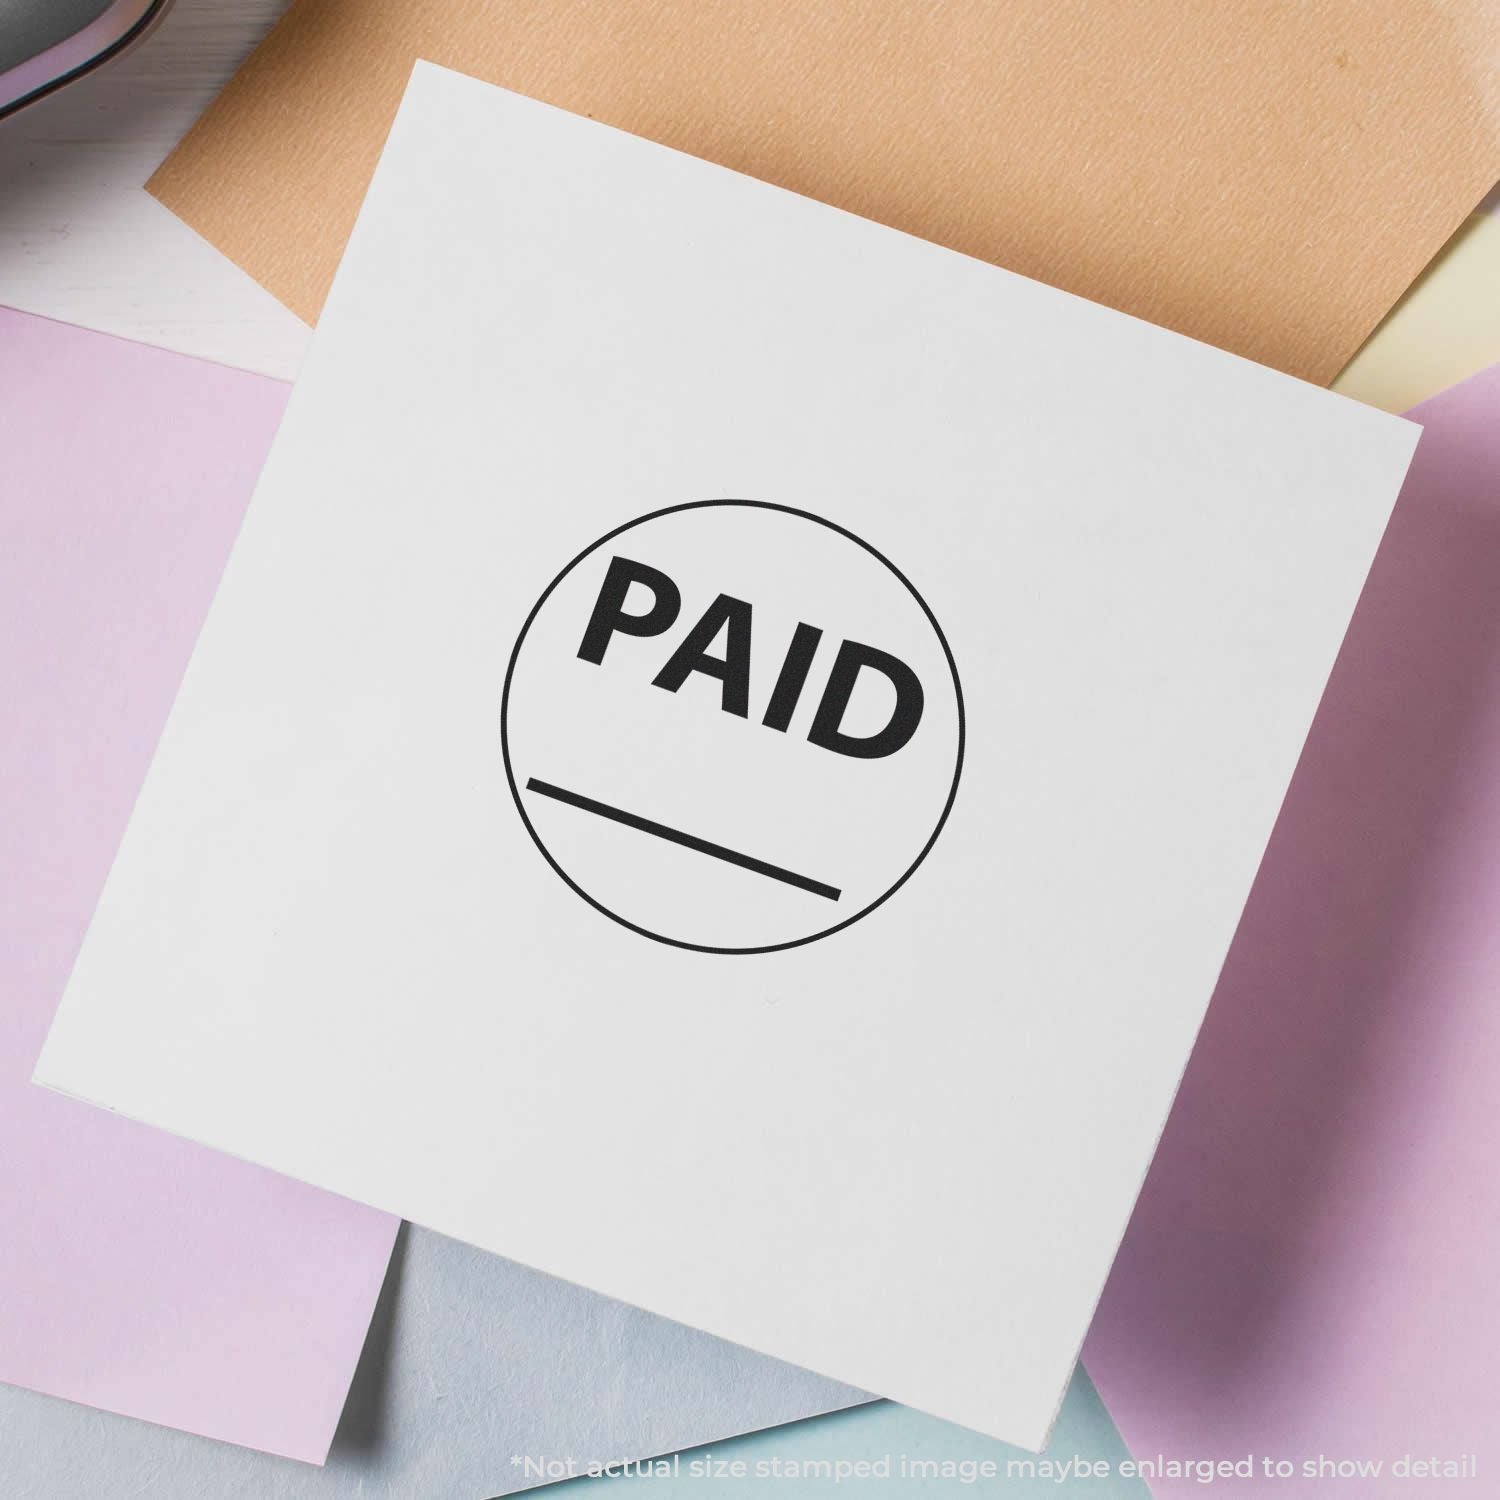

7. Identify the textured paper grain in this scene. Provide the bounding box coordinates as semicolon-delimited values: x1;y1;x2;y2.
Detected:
1333;212;1500;412
148;0;1500;384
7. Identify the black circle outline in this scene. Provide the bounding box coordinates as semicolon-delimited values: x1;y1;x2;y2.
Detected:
500;499;965;955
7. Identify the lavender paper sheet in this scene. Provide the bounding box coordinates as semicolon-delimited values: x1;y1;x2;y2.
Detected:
0;305;398;1461
1086;363;1500;1494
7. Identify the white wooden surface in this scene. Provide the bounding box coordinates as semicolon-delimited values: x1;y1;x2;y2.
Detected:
0;0;308;379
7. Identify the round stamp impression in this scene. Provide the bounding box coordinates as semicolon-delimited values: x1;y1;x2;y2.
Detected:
501;500;964;954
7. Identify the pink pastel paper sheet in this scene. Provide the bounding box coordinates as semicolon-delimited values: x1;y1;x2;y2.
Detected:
1087;364;1500;1494
0;307;398;1461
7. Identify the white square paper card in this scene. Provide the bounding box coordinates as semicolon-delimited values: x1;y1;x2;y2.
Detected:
38;63;1418;1450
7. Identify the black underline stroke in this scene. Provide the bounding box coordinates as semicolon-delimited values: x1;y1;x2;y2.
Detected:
524;779;841;902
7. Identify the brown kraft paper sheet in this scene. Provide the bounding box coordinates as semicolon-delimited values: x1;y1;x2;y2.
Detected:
149;0;1500;384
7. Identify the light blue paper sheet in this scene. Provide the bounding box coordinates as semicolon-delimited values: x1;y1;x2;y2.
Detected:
3;1225;1137;1497
4;1226;861;1496
543;1379;1148;1500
